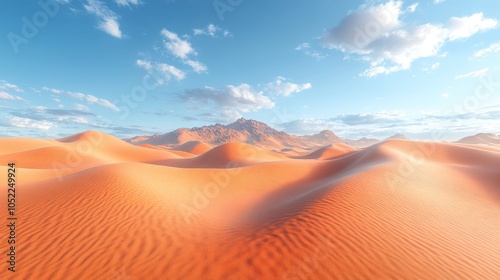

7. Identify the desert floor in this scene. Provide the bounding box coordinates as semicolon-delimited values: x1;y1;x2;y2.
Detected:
1;131;499;279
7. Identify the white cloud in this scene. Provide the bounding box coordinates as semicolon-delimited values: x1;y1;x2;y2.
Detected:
322;1;498;77
30;87;41;94
84;94;119;111
455;68;489;79
161;29;195;59
75;104;90;111
115;0;142;6
184;59;208;73
136;59;153;71
84;0;122;38
10;117;54;130
41;87;119;111
296;43;311;51
155;29;208;74
447;13;498;41
0;92;24;101
423;62;440;72
193;24;232;37
295;43;327;60
434;0;445;4
277;107;500;140
407;3;418;13
136;59;186;81
0;80;23;93
157;63;186;80
265;77;312;96
473;41;500;57
179;84;274;122
322;0;403;53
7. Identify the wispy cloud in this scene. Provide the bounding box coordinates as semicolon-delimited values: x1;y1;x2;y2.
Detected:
295;43;327;60
161;29;207;73
265;77;312;96
193;24;232;37
84;0;122;38
277;106;500;140
9;116;54;130
136;59;186;82
322;0;498;77
473;41;500;57
183;59;208;73
0;92;24;102
115;0;142;7
455;68;489;79
42;87;119;111
0;80;23;93
407;3;418;13
161;29;195;59
179;84;274;122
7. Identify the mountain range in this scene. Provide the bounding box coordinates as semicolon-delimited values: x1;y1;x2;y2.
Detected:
126;118;408;149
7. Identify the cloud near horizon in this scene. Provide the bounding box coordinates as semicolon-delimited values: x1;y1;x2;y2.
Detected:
178;84;275;122
42;87;119;111
322;0;498;77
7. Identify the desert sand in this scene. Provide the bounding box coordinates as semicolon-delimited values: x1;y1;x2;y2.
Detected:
1;131;499;279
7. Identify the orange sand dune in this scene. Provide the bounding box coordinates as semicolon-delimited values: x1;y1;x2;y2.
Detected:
139;143;168;150
295;143;357;160
171;140;213;155
150;141;288;168
0;138;58;154
1;132;499;280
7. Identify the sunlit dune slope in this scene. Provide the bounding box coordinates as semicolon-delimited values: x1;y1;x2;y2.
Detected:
295;143;357;160
149;142;289;168
170;140;213;155
0;132;499;280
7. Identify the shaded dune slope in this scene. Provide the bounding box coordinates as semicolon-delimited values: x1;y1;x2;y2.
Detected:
0;133;499;279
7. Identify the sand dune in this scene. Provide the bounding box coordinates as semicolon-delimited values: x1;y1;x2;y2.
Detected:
149;142;288;168
295;143;357;160
1;132;499;279
170;140;213;155
457;133;500;145
139;143;168;150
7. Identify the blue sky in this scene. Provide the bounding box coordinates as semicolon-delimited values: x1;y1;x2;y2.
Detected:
1;0;499;140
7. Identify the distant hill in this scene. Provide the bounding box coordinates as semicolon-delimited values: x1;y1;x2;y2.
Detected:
456;133;500;145
344;137;380;148
344;133;409;148
126;118;347;149
385;133;408;140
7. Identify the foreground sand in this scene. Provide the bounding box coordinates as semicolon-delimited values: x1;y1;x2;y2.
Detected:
0;131;499;279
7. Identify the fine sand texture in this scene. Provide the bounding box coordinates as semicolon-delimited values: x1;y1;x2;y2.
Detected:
0;131;499;279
